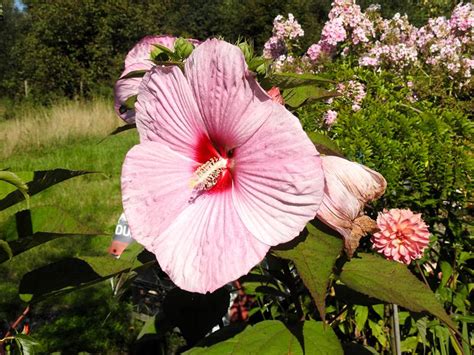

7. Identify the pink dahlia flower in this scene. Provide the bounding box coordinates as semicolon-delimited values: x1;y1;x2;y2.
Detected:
372;208;430;264
114;35;199;123
317;156;386;256
121;39;325;293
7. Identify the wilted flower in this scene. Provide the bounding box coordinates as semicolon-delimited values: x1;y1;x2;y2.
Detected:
121;39;325;293
371;208;430;264
317;156;387;256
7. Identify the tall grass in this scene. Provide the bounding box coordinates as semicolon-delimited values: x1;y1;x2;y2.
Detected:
0;98;122;159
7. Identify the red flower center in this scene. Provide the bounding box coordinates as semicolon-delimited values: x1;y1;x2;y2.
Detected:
190;135;234;198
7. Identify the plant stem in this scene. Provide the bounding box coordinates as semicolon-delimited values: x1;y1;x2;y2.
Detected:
416;261;430;287
391;304;402;355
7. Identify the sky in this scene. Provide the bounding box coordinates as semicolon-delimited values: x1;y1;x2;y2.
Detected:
14;0;25;11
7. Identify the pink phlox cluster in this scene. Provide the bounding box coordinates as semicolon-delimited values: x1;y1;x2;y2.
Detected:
450;2;474;33
263;36;286;60
415;4;473;83
337;80;366;112
371;208;430;265
263;14;304;60
306;0;374;62
321;17;347;46
323;110;338;126
358;12;419;71
273;14;304;39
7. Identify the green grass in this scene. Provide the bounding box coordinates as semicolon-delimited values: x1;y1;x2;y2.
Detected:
1;130;138;231
0;127;140;351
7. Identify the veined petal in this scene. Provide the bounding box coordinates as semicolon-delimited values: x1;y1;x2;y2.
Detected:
316;156;386;236
232;104;325;245
185;39;273;148
114;63;147;123
121;141;197;251
135;65;208;158
150;189;270;293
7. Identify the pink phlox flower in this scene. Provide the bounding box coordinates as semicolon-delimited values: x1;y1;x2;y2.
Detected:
321;18;347;46
450;3;474;33
323;110;338;126
273;13;304;39
263;36;286;59
114;35;199;123
371;208;430;264
307;43;323;62
121;39;325;293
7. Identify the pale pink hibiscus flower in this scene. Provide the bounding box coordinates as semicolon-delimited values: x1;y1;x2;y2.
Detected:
372;208;430;264
121;39;325;293
114;35;198;123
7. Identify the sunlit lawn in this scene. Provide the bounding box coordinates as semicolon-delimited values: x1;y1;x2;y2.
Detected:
0;101;139;351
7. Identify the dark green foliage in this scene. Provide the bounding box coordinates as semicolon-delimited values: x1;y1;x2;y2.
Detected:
31;283;137;353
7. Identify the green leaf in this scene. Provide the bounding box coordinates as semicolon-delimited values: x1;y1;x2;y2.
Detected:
174;38;195;59
238;41;253;62
0;206;100;263
354;305;369;331
185;320;343;354
283;86;337;108
0;232;99;264
14;334;41;355
123;95;137;110
439;261;453;287
400;336;419;353
0;171;30;209
368;319;387;347
268;72;334;89
119;70;147;79
306;131;344;157
372;304;385;319
18;256;147;302
151;43;178;62
0;239;12;261
273;221;343;320
0;169;94;211
0;171;29;196
339;253;456;329
137;315;157;340
107;123;137;137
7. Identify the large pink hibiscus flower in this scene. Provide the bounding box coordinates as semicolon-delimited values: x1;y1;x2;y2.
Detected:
121;39;325;293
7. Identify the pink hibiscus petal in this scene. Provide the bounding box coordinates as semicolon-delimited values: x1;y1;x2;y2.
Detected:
121;140;197;251
232;104;325;245
114;63;147;123
150;189;270;293
135;65;208;158
125;35;176;69
185;39;273;148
